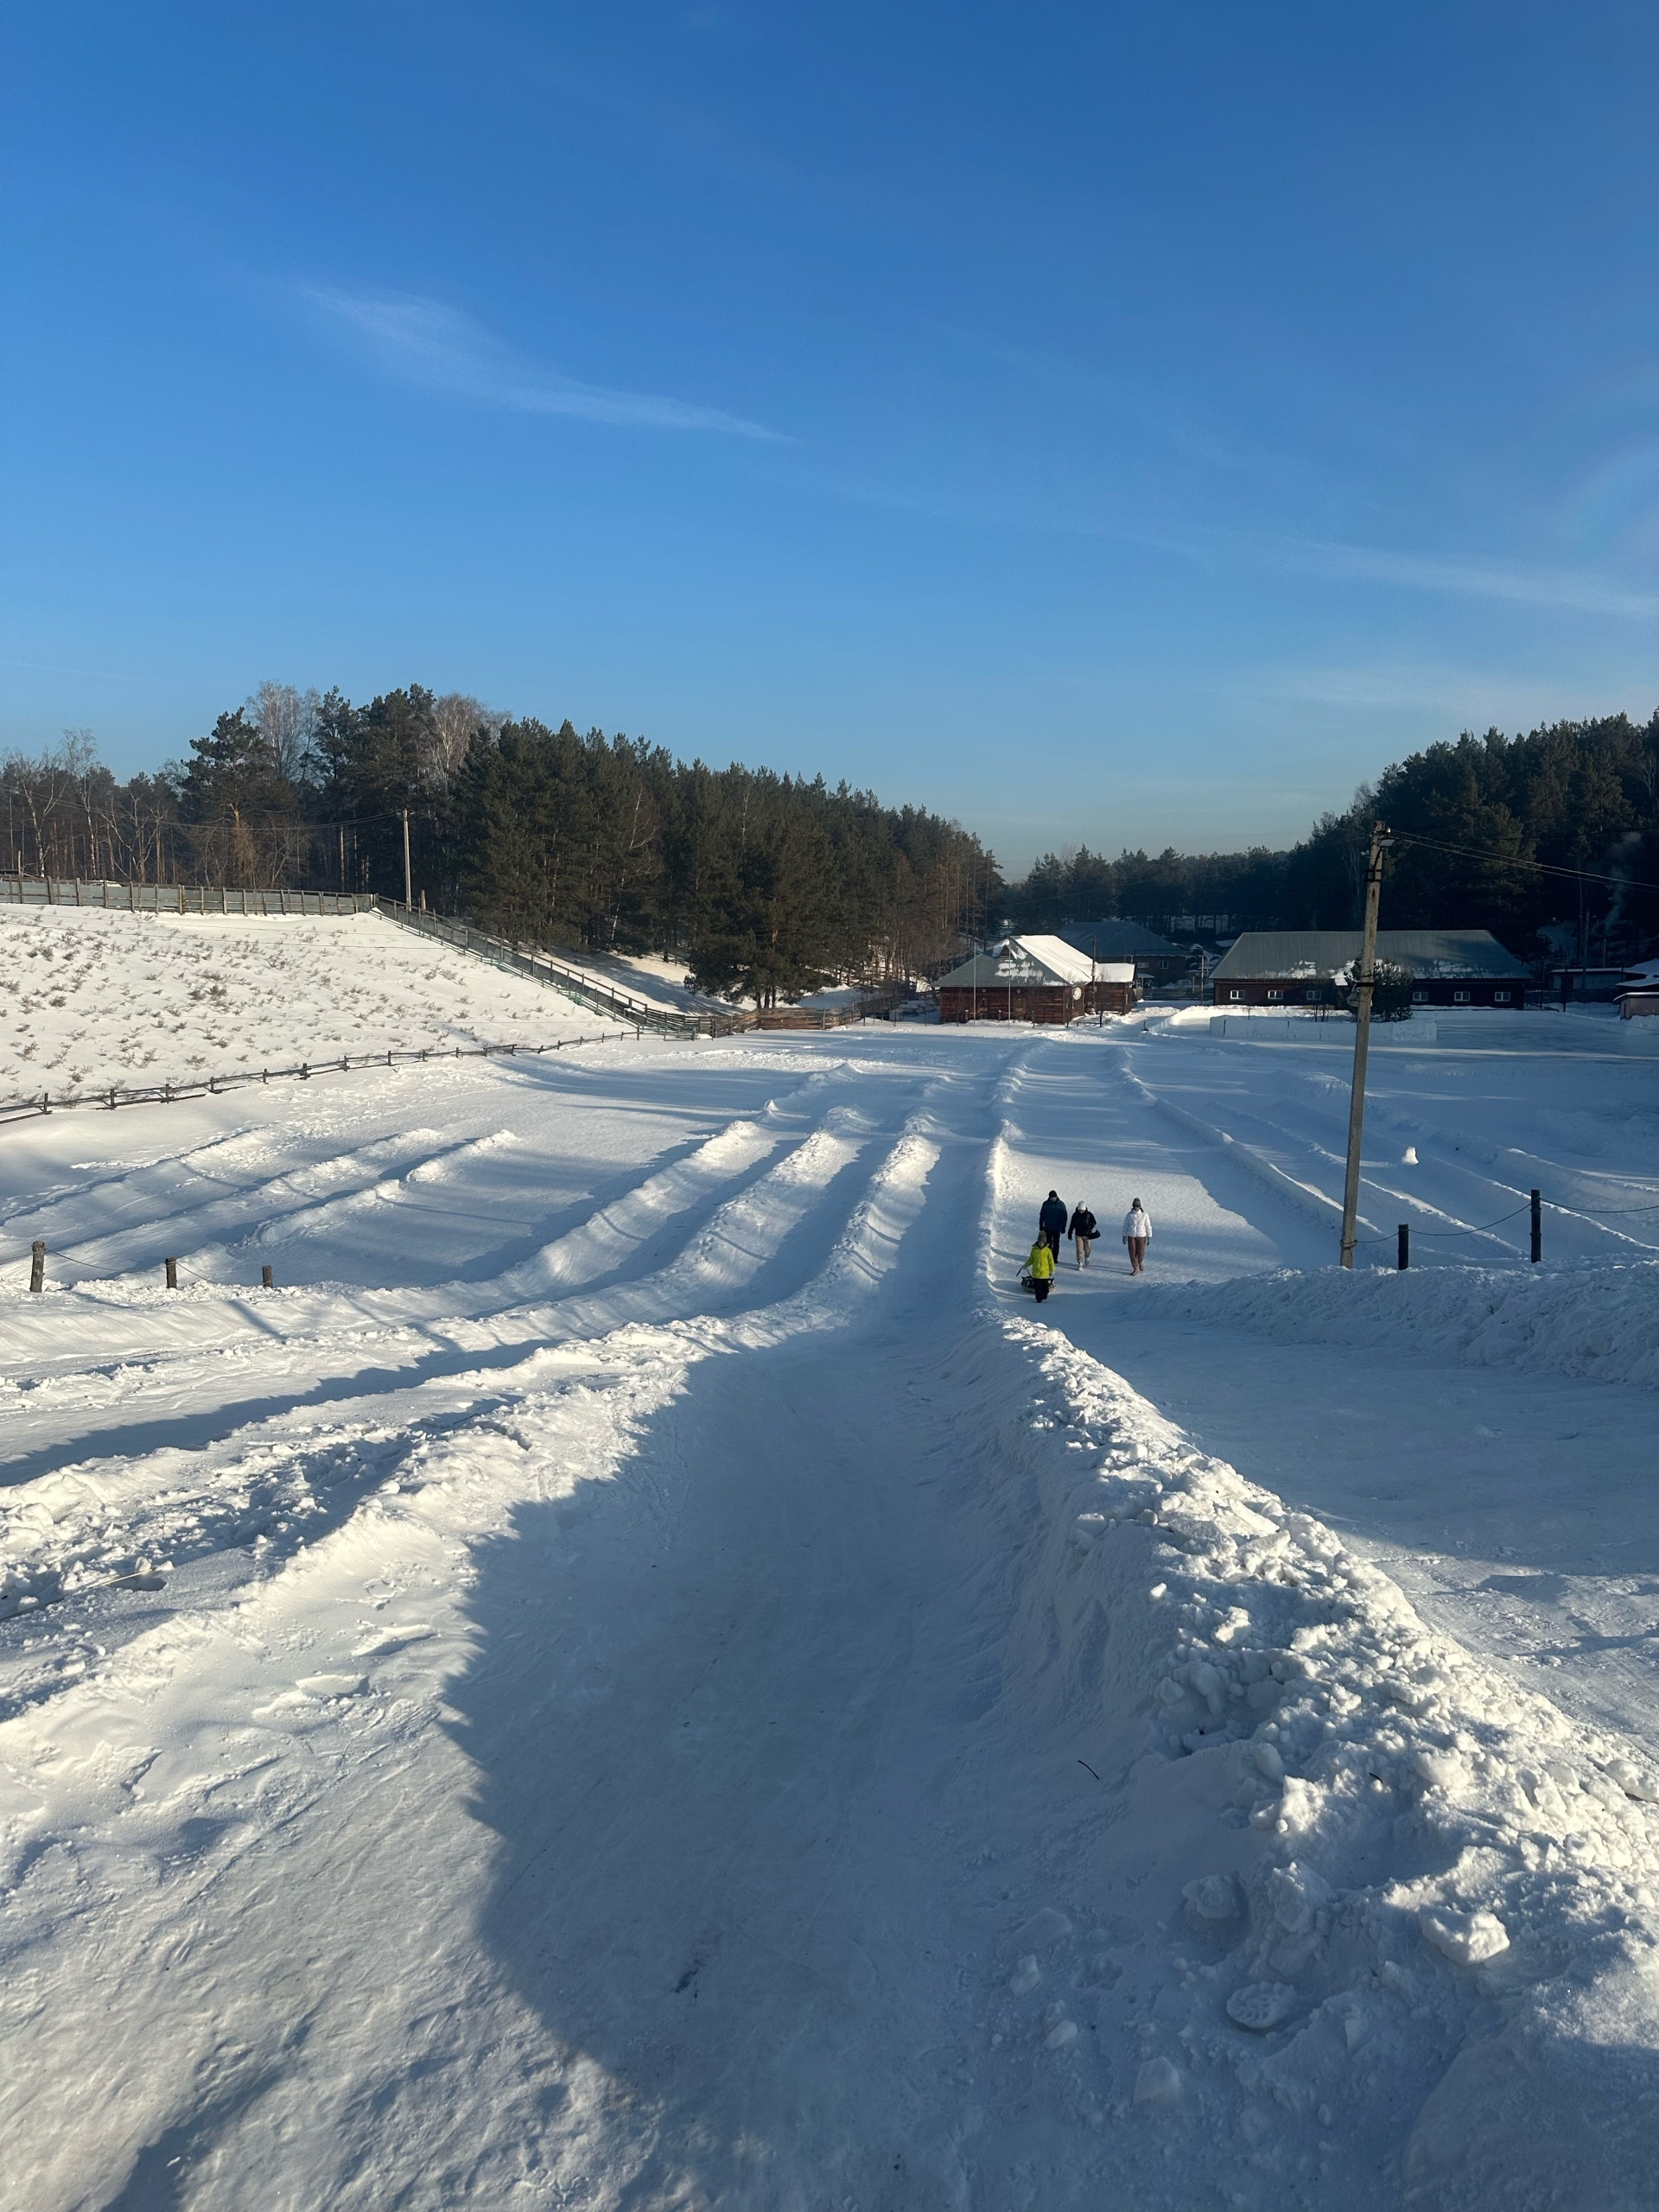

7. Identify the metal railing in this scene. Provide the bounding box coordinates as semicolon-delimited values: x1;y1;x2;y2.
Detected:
372;902;758;1037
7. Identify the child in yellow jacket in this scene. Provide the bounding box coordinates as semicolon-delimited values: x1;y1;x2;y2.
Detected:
1026;1238;1056;1304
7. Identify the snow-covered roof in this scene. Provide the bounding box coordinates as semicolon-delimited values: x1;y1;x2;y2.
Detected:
1007;933;1103;984
936;938;1135;990
1211;930;1529;982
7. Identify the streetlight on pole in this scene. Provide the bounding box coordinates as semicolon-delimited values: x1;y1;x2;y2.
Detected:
401;810;413;910
1338;823;1393;1268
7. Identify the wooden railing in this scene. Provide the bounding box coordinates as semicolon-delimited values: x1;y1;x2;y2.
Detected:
0;1035;642;1126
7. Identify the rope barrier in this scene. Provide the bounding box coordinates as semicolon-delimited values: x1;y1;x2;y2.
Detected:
1404;1205;1532;1237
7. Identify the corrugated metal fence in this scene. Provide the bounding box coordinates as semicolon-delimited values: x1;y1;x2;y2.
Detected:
2;878;375;916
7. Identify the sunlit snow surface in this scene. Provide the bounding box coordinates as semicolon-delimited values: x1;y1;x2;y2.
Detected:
0;905;613;1097
4;950;1659;2209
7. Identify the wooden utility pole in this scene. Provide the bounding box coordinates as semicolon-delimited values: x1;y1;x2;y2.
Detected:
402;810;413;909
1338;823;1392;1268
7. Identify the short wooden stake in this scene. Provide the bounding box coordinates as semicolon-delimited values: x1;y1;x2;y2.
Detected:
1530;1187;1542;1263
1397;1224;1409;1270
29;1239;45;1293
261;1264;274;1289
164;1256;178;1290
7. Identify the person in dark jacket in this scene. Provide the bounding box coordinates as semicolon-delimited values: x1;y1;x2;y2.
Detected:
1038;1191;1067;1260
1068;1204;1098;1268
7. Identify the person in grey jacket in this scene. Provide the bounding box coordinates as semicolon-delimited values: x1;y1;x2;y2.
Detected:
1122;1198;1152;1274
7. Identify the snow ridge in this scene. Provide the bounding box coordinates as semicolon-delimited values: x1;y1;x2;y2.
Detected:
984;1312;1659;2205
1139;1259;1659;1393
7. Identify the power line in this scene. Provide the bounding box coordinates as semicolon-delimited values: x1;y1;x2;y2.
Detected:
1391;830;1659;895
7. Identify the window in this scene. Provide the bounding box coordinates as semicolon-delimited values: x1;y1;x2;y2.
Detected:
1493;989;1510;1004
1304;989;1320;1002
1453;989;1470;1003
1411;989;1428;1003
1228;988;1242;1001
1267;988;1283;1001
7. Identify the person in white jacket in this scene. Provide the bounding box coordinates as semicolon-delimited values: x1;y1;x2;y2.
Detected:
1122;1198;1152;1274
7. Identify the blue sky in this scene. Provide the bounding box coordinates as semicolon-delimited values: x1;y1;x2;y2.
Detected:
3;3;1657;868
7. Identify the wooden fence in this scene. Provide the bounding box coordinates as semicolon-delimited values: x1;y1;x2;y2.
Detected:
0;1034;642;1127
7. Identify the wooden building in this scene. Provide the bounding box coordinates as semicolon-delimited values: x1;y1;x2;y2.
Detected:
1057;918;1190;987
937;936;1137;1024
1211;930;1530;1010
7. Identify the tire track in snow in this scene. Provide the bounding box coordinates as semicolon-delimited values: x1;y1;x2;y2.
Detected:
0;1065;975;2212
0;1073;947;1628
0;1063;894;1461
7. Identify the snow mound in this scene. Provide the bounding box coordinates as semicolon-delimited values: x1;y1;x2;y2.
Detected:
1140;1260;1659;1391
0;906;604;1098
977;1312;1659;2204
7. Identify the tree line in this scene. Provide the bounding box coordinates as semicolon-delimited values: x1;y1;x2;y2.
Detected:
2;683;998;1002
8;694;1656;989
1006;709;1659;961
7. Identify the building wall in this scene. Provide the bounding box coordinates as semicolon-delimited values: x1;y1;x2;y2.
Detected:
938;981;1136;1024
1211;978;1526;1009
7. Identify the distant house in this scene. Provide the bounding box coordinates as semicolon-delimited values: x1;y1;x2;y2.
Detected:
1056;918;1190;986
1549;964;1649;1004
1211;930;1530;1010
937;935;1137;1024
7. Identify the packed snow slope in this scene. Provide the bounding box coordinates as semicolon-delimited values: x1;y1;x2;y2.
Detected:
0;905;610;1098
4;1015;1659;2209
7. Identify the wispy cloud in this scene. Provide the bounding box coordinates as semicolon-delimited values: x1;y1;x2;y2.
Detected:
1235;658;1641;722
1256;533;1659;622
803;466;1658;621
298;285;790;443
928;321;1298;480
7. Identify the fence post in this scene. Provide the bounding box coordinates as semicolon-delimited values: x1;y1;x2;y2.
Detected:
1530;1188;1542;1264
261;1264;274;1289
29;1240;45;1293
164;1256;178;1290
1397;1224;1409;1270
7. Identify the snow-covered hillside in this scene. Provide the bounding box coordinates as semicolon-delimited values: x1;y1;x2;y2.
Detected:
3;1019;1659;2207
0;906;611;1098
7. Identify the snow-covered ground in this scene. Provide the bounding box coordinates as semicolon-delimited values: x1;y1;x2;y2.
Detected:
5;950;1659;2208
0;906;615;1099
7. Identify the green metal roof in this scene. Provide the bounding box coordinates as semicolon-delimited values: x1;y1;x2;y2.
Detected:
1211;929;1529;981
